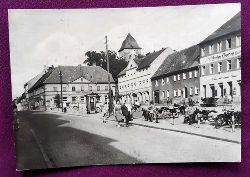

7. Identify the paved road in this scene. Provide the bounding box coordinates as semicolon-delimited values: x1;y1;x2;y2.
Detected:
15;111;240;170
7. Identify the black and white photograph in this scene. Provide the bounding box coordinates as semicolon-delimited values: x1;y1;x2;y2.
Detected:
9;3;241;170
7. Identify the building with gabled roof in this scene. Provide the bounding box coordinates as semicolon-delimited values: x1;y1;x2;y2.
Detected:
118;47;174;104
27;65;115;110
151;45;200;104
118;33;142;62
199;12;241;104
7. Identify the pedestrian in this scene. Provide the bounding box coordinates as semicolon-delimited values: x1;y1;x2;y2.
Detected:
102;102;109;123
63;102;67;113
114;100;123;127
121;100;131;127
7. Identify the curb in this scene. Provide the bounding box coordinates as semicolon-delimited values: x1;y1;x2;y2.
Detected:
132;116;240;144
44;111;240;144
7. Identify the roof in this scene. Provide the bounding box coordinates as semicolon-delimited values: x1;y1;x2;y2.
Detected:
118;33;141;52
152;45;200;80
137;48;166;70
200;12;240;44
28;68;55;93
44;65;115;84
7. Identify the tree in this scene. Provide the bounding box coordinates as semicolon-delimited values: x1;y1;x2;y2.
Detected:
84;50;128;81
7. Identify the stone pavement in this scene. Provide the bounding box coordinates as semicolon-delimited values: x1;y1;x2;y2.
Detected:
45;109;241;144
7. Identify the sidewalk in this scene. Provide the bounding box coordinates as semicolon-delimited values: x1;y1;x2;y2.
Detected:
44;109;241;144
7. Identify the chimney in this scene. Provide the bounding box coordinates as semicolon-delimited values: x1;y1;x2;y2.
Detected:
44;65;49;73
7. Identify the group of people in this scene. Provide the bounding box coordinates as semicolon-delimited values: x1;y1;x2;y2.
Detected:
102;99;136;127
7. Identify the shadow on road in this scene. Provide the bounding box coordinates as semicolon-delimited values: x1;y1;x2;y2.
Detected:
16;111;141;170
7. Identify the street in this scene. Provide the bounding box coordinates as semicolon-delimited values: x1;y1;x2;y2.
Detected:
15;111;240;169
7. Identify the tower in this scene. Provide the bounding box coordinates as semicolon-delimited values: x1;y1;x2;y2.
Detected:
118;33;142;61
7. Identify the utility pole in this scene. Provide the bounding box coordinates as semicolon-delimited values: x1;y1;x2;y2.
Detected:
105;35;111;117
59;67;63;113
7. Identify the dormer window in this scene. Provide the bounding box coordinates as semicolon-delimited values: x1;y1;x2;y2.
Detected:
226;38;232;49
201;47;205;56
217;42;222;52
209;44;214;54
173;75;177;82
162;78;165;85
236;36;241;47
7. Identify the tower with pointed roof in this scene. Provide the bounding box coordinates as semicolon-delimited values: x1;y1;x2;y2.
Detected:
118;33;142;62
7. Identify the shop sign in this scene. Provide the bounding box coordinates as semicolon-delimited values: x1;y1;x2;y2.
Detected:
201;48;241;64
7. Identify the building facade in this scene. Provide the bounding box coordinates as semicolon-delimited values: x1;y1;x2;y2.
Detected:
118;33;142;62
118;47;174;104
199;12;241;104
27;65;116;110
151;45;200;104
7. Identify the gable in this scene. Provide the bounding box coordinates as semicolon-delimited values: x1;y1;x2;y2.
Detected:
72;77;91;83
127;59;138;70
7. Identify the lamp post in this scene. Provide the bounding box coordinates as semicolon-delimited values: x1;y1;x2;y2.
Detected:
105;35;112;117
59;67;63;112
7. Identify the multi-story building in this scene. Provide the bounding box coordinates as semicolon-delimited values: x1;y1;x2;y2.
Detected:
199;12;241;104
118;47;174;104
151;45;200;104
27;65;116;109
118;33;142;62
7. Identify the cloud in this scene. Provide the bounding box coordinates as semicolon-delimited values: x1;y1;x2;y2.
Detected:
31;32;84;66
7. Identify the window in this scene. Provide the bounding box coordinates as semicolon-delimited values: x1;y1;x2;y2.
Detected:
201;47;205;56
226;38;232;49
237;58;241;69
209;44;214;54
127;84;129;88
80;96;85;102
194;70;198;78
155;80;158;86
174;90;177;97
201;66;205;76
166;90;170;98
173;75;177;81
217;42;222;52
236;36;241;47
97;86;100;91
105;86;108;91
162;78;165;85
183;73;186;80
63;97;67;102
146;79;149;83
72;86;75;91
178;89;181;97
53;87;57;91
89;86;93;91
209;64;214;74
63;87;66;92
81;86;84;91
177;74;180;81
131;83;133;87
162;91;166;98
189;71;193;79
195;87;199;95
166;77;169;83
218;62;222;72
189;87;193;96
227;60;232;70
72;96;76;102
139;81;142;85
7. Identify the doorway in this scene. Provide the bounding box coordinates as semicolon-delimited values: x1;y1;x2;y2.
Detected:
154;91;160;104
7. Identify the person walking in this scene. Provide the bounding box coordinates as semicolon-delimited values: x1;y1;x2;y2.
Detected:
114;100;123;127
121;100;131;127
102;102;109;123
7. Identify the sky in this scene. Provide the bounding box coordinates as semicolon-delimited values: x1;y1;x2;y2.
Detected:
8;3;240;98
